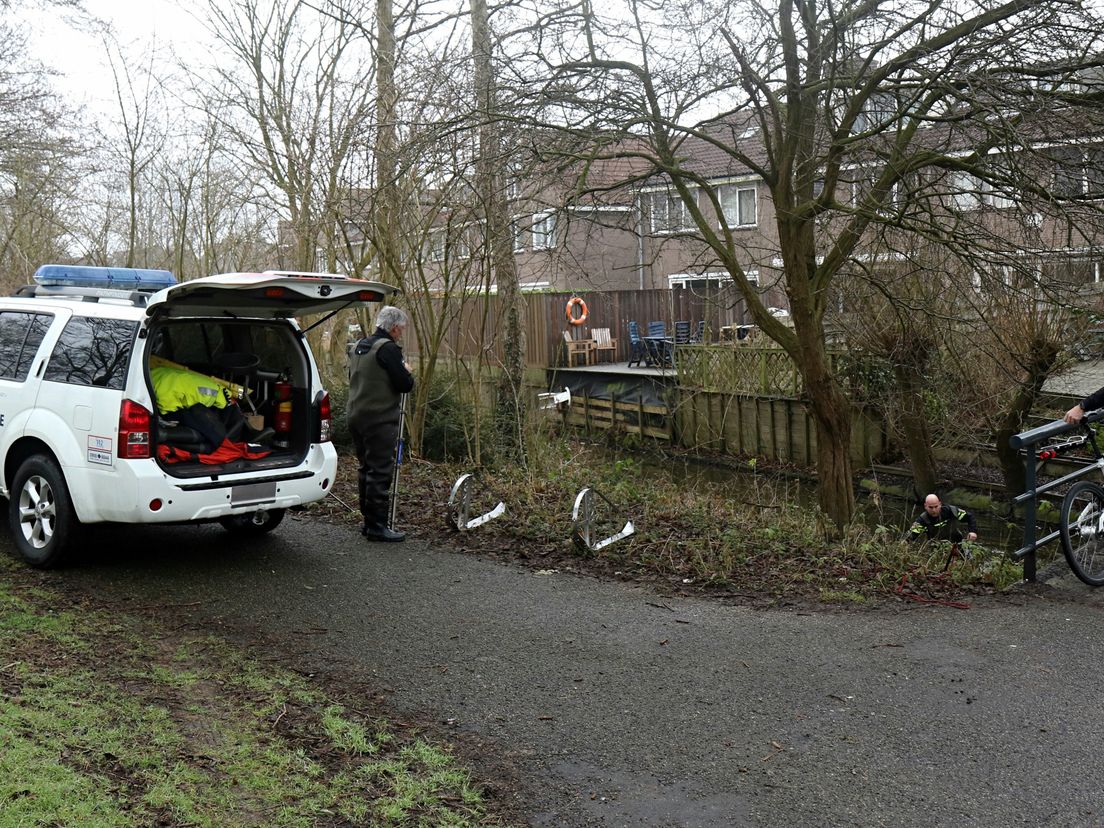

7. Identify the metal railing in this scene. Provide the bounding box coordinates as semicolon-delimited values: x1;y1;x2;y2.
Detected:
1009;409;1104;581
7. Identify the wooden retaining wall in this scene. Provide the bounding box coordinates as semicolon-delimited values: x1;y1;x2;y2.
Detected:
564;394;673;441
560;386;889;467
675;390;888;466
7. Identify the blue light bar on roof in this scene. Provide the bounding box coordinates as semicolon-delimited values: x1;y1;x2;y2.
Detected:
33;264;177;290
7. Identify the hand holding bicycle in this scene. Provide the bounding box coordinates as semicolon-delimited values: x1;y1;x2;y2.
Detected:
1065;403;1086;424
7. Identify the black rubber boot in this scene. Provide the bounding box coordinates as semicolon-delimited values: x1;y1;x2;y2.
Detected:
362;523;406;542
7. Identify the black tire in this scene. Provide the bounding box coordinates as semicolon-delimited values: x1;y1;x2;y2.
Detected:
218;508;285;535
8;455;75;568
1060;481;1104;586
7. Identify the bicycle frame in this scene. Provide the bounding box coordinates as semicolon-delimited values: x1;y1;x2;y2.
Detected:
1010;408;1104;581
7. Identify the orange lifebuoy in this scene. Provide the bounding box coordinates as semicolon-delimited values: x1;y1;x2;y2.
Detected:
566;296;588;326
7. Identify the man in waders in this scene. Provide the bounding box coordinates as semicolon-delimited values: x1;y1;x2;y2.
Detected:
347;306;414;542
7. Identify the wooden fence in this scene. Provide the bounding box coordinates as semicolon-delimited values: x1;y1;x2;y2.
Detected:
676;345;846;396
404;283;782;368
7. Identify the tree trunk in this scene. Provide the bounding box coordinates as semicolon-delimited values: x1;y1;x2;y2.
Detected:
892;364;939;497
374;0;399;287
801;355;856;531
472;0;526;464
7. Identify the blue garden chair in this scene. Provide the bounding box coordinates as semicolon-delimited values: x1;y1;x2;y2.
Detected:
674;321;692;345
627;321;647;367
645;321;674;368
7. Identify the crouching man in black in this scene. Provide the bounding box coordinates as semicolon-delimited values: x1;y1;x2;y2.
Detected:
347;306;414;542
907;493;978;544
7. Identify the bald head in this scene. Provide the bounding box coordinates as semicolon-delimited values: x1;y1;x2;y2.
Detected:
924;494;942;517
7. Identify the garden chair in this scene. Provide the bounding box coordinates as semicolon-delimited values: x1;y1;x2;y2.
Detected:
627;321;647;366
690;320;706;343
645;320;674;368
674;320;692;345
591;327;617;363
562;330;595;366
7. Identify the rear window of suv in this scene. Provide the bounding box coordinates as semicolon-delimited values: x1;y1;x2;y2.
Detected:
43;316;138;389
0;311;52;381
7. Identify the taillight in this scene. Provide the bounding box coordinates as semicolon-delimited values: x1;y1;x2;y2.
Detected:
119;400;152;459
317;392;332;442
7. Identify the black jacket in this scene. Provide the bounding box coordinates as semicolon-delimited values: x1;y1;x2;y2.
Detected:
1082;387;1104;414
907;504;978;542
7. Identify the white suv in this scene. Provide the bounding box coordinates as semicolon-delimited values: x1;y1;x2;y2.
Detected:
0;265;395;567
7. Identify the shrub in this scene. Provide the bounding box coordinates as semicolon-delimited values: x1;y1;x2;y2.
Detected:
326;383;353;450
419;371;487;463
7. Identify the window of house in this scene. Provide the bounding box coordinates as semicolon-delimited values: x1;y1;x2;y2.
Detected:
849;173;875;207
719;183;757;228
949;171;982;211
978;153;1017;208
1044;258;1100;286
0;312;51;382
981;178;1015;208
649;191;691;233
1087;147;1104;198
428;228;446;262
455;228;471;261
848;170;904;213
532;211;556;249
43;317;137;389
1051;146;1085;198
511;218;525;252
973;263;1041;293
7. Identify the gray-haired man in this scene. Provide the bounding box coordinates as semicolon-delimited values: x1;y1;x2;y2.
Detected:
347;306;414;542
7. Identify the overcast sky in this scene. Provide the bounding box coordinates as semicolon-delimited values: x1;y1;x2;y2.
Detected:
23;0;207;110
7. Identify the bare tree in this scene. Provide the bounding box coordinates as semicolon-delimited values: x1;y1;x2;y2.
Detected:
103;39;163;268
512;0;1104;529
198;0;376;273
0;16;78;288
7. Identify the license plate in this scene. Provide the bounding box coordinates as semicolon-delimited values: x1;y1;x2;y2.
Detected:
231;481;277;505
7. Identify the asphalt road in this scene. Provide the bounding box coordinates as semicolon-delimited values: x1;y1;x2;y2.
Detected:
20;514;1104;827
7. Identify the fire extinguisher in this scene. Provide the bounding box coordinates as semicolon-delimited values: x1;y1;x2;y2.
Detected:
274;374;293;435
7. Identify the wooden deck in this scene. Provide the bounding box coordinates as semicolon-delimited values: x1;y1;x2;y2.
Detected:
548;361;675;379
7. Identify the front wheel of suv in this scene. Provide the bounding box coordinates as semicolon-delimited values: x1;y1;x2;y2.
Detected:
218;508;285;535
9;455;75;568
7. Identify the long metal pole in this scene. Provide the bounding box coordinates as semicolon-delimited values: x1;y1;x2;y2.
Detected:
388;393;407;531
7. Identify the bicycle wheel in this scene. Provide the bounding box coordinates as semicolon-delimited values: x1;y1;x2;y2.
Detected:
1060;481;1104;586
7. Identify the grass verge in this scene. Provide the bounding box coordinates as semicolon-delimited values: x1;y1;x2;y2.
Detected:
0;555;513;828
